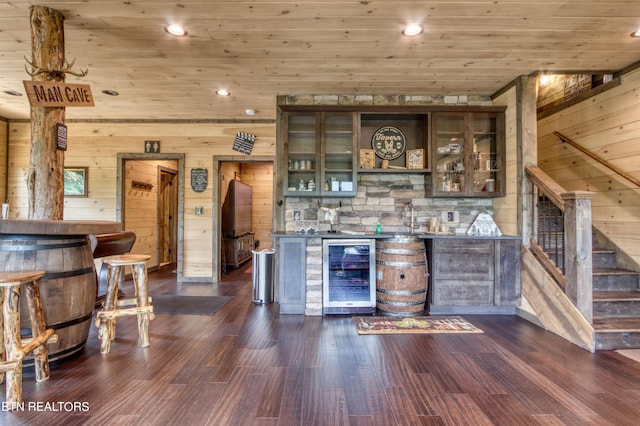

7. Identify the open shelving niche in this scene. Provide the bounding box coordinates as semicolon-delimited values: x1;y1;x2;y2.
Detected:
358;113;430;173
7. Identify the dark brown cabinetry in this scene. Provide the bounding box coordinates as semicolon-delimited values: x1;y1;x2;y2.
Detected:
284;112;357;197
426;237;520;314
279;105;506;199
431;112;505;197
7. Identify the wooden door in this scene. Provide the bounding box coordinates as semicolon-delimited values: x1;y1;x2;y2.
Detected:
158;167;178;265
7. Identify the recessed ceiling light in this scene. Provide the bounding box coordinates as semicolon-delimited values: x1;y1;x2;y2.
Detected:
165;24;188;37
402;24;424;37
3;90;22;96
102;90;119;96
631;29;640;37
216;89;230;96
245;109;256;116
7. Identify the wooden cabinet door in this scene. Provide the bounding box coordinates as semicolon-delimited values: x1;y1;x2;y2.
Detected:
431;239;495;306
320;112;357;196
284;113;320;196
431;112;505;197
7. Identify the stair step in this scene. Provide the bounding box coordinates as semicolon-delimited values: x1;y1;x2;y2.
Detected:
593;317;640;331
593;268;640;291
593;318;640;350
593;290;640;302
592;249;617;269
593;290;640;318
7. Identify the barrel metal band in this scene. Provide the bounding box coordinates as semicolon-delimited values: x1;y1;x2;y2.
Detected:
376;287;426;296
40;266;95;281
20;342;87;367
385;236;421;243
376;248;426;255
376;260;426;267
22;313;92;334
0;240;88;251
376;299;425;307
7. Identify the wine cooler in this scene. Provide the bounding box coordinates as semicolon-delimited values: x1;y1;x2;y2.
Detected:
322;239;376;315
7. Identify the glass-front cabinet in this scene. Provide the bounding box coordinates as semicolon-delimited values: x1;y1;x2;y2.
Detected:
284;112;357;197
322;113;356;196
431;112;505;197
285;113;320;196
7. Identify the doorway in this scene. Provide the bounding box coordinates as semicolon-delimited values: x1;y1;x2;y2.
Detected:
213;156;275;282
117;153;185;279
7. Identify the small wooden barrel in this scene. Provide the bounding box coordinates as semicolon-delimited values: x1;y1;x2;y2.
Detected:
0;234;97;366
376;235;428;316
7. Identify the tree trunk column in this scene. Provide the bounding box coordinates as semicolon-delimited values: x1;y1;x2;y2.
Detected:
27;6;66;220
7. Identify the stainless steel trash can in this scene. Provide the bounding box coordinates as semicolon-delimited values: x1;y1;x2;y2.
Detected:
252;248;275;304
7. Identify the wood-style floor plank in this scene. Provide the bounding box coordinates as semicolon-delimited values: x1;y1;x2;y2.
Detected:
3;263;640;425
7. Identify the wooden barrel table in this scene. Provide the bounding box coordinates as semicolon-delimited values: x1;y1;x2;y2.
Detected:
376;235;428;316
0;219;123;366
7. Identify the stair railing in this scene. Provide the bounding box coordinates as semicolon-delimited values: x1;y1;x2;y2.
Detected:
554;131;640;189
525;165;595;322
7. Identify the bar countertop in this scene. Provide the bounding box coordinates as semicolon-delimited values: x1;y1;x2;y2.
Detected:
0;219;123;235
270;231;521;240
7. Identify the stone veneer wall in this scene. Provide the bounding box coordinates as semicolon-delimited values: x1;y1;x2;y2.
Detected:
291;175;494;315
281;94;496;315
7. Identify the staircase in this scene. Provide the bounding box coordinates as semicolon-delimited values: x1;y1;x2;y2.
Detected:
592;248;640;350
535;194;640;350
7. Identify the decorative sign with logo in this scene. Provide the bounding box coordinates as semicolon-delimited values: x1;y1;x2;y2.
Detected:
467;212;502;237
232;132;256;155
371;126;406;160
406;148;424;169
23;80;94;107
190;168;208;193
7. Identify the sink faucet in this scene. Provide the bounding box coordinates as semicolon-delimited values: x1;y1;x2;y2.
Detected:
406;202;419;233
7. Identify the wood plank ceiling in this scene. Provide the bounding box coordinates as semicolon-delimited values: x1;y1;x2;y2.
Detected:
1;0;639;121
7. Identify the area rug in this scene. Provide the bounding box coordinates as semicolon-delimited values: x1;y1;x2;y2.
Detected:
354;316;483;335
151;295;232;316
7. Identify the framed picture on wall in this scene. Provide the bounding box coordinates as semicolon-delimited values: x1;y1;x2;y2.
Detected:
64;167;88;197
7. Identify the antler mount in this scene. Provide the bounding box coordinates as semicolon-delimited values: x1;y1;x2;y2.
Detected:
25;57;88;81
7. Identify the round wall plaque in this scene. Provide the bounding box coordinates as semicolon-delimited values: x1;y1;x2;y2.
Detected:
371;126;406;160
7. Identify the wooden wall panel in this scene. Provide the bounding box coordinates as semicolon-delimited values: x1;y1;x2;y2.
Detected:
537;67;640;268
241;162;274;250
123;159;178;268
521;248;594;351
0;119;6;206
6;121;276;280
492;86;519;236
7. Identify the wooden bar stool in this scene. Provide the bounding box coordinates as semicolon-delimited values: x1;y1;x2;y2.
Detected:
95;254;154;354
0;270;57;407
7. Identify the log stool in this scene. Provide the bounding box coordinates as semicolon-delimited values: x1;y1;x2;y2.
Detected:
0;270;57;407
95;254;154;354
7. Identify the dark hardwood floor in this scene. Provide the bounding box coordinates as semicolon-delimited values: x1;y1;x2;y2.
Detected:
3;262;640;425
